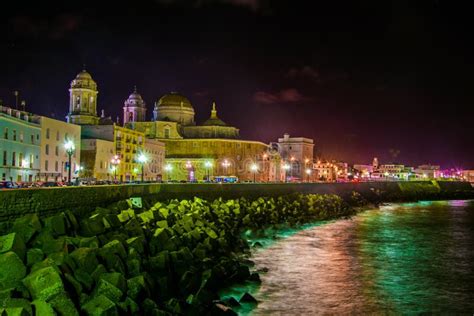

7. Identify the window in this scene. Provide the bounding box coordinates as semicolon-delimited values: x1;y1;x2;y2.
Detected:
2;151;6;166
100;161;103;169
45;144;49;155
46;128;50;139
19;153;23;167
36;134;39;140
29;155;33;169
1;173;5;181
56;131;60;141
45;160;48;171
55;146;59;156
31;134;34;144
65;133;68;141
55;161;58;172
13;130;16;141
12;152;16;166
19;131;23;142
4;127;8;139
164;128;170;139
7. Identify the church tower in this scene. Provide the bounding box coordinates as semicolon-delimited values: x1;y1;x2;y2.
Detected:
123;86;146;124
66;69;99;125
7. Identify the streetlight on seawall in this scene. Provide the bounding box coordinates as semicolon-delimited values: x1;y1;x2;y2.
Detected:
110;155;121;181
251;163;258;183
64;140;75;184
222;159;231;176
283;163;291;183
204;161;213;182
305;168;312;182
164;164;173;181
138;153;148;182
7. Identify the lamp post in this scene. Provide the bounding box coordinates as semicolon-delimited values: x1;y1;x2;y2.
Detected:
21;159;28;182
110;155;120;181
204;161;212;182
283;163;290;183
64;140;75;184
305;168;312;182
262;153;268;182
290;156;295;181
251;163;258;183
164;164;173;182
222;159;230;176
137;153;148;182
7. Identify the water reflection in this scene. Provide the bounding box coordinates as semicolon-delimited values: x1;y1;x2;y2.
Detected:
248;201;474;315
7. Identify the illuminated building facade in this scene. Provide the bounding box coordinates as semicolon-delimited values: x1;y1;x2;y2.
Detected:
80;138;115;180
81;124;144;181
277;133;314;181
143;138;165;181
39;117;81;182
0;106;41;182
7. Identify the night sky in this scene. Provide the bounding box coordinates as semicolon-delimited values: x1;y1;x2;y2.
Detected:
1;1;473;168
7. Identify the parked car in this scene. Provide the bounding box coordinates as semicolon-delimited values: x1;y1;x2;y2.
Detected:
0;181;20;189
41;181;61;187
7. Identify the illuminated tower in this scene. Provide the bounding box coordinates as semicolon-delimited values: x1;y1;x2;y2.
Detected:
372;157;379;170
123;86;147;124
66;69;99;125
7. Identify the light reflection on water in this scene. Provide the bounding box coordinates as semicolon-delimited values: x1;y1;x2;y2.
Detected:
245;200;474;315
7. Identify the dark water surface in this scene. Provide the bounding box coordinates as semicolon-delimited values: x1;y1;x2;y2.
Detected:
237;200;474;315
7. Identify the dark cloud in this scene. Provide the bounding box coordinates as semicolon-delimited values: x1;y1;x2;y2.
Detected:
253;88;308;105
287;66;320;81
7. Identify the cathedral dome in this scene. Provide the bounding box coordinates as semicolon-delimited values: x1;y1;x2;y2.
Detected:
157;92;193;109
155;92;195;126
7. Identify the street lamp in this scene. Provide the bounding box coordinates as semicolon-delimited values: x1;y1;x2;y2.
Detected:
64;140;75;184
289;156;295;180
137;153;148;182
21;159;28;182
251;163;258;183
164;164;173;181
222;159;231;176
204;161;212;182
283;163;291;183
305;168;312;182
110;155;121;181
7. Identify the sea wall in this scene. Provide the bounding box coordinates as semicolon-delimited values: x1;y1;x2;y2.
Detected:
0;181;473;225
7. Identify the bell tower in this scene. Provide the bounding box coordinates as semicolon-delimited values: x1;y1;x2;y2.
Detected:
66;68;99;125
123;86;147;124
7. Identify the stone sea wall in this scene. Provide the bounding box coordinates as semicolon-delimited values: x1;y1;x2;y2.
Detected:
0;181;473;226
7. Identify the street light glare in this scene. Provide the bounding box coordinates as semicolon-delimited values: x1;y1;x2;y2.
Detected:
251;163;258;171
138;153;148;163
64;140;75;151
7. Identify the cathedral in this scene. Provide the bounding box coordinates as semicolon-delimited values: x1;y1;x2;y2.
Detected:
124;91;283;182
66;69;283;182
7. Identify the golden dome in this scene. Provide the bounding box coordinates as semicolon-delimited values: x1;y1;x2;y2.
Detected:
157;92;193;109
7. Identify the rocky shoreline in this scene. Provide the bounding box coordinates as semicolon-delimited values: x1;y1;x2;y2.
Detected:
0;192;363;315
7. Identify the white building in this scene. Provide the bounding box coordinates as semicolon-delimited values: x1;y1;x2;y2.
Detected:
39;117;81;182
277;133;314;181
